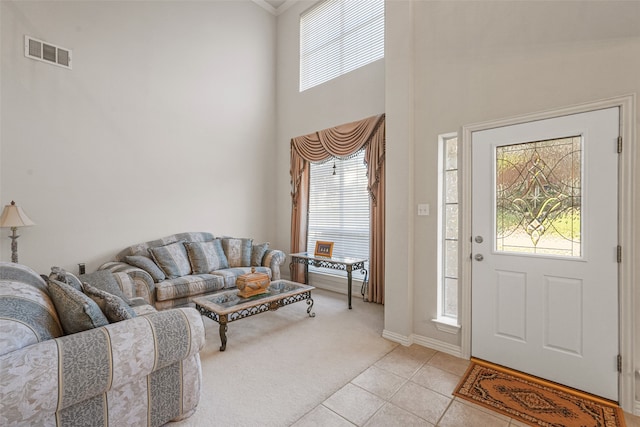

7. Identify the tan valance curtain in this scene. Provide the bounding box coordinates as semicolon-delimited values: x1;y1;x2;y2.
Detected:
290;114;385;304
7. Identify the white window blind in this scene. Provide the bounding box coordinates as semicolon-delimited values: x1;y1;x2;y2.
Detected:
300;0;384;92
307;151;369;279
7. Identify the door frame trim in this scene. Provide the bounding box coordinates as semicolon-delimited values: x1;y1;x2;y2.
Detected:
460;95;636;411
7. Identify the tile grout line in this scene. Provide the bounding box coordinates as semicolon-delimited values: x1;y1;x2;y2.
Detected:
320;403;357;426
352;372;413;426
294;348;483;426
360;351;442;425
289;343;401;426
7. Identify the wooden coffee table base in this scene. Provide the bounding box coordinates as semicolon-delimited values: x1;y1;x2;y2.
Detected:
194;281;315;351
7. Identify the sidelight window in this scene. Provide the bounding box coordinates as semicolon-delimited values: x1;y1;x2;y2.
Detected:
437;133;459;326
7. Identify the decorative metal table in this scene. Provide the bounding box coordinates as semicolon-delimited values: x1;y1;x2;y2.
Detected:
193;280;315;351
289;252;368;309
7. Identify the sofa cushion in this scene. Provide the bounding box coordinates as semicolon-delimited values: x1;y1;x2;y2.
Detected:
114;232;216;261
221;238;253;268
148;241;192;279
0;262;50;292
124;255;167;282
210;267;272;289
82;282;137;323
155;274;225;302
0;279;63;356
47;279;109;334
184;239;229;274
79;270;130;304
251;242;270;266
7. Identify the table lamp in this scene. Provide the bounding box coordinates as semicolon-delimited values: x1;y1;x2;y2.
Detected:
0;201;35;263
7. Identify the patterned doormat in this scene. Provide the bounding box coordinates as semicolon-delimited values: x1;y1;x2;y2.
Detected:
453;359;626;427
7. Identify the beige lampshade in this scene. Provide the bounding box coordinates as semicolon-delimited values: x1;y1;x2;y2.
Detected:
0;201;35;228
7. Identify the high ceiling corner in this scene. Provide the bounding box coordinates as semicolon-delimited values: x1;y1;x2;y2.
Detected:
252;0;297;16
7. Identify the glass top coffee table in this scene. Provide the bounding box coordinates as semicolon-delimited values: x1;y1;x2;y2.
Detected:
193;279;315;351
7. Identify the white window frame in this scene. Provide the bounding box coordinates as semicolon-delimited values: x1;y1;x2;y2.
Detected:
433;132;461;333
299;0;384;92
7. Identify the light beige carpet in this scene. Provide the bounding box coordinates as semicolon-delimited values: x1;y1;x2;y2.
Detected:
168;288;397;427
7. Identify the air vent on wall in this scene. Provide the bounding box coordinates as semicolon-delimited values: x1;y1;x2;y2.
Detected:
24;36;72;69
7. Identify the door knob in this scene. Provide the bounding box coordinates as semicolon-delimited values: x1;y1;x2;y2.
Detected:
474;254;484;261
475;236;484;243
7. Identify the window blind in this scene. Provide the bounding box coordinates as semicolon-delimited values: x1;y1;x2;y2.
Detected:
307;152;369;279
300;0;384;92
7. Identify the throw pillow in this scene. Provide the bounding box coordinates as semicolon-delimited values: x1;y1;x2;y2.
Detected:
49;266;83;291
124;255;166;282
251;242;270;266
148;241;192;279
184;239;229;274
221;238;253;268
79;270;131;304
47;279;109;334
82;282;136;323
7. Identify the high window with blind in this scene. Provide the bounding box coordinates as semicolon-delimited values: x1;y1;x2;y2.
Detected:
307;151;369;280
299;0;384;92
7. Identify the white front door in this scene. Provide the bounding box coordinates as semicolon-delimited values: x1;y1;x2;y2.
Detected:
471;107;620;401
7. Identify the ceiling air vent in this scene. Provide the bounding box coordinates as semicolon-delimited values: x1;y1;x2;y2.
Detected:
24;36;72;69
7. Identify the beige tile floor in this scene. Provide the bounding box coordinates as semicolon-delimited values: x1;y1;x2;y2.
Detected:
292;344;640;427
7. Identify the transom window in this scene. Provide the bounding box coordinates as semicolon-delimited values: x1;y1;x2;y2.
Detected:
299;0;384;92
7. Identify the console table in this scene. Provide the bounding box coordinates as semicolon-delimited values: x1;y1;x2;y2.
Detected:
289;252;368;309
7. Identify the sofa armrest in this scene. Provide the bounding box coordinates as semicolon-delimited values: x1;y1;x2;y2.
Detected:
0;307;205;423
262;249;285;280
99;261;156;305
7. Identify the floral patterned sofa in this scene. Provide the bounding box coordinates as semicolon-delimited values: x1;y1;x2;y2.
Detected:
99;232;286;310
0;262;205;426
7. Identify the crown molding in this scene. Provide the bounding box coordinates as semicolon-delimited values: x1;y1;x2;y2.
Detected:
252;0;297;16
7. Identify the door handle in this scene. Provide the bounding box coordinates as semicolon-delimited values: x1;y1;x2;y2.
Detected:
474;254;484;261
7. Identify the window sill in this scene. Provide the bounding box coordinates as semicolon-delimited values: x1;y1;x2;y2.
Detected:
432;318;461;335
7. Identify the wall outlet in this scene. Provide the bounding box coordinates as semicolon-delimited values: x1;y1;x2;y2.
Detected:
417;204;430;216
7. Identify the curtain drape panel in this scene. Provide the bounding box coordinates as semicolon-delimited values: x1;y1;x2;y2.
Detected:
290;114;385;304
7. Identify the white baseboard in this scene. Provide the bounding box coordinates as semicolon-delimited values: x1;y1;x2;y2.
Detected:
382;329;412;346
381;330;464;359
634;400;640;416
313;281;350;296
412;334;463;358
306;272;366;297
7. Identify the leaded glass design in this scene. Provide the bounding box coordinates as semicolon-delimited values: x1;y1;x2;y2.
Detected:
496;136;582;257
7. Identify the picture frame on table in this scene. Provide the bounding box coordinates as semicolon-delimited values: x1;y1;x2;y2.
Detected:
314;241;334;258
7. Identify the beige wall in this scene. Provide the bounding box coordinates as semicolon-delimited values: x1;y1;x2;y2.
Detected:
385;0;640;406
3;0;640;406
1;1;277;274
274;0;385;282
276;0;640;361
